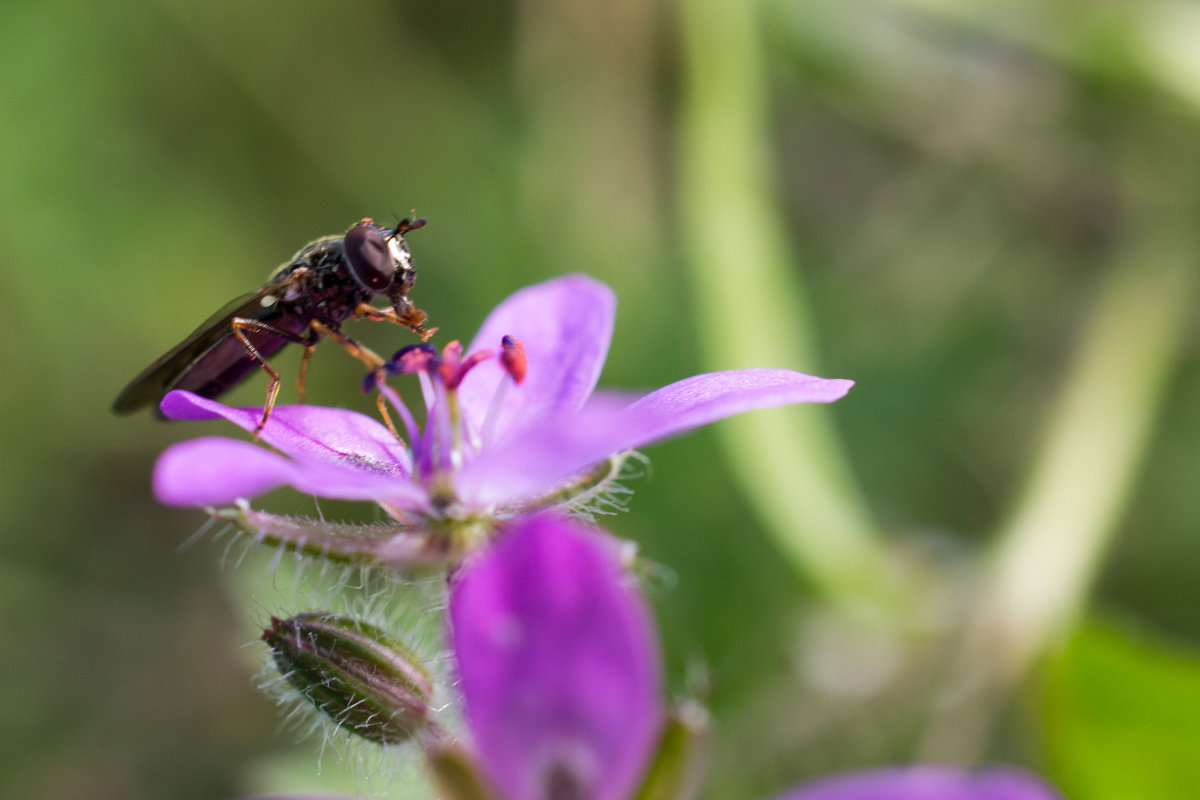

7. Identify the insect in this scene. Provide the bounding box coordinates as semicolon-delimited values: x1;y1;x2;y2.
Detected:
113;217;434;432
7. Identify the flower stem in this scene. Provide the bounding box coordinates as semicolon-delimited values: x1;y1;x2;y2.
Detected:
920;232;1195;761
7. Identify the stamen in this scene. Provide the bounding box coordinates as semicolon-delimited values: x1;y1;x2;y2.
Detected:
389;344;437;375
500;335;528;384
415;412;437;481
479;378;510;451
428;378;455;475
406;370;438;480
438;341;464;388
451;349;493;389
446;390;464;470
378;383;421;451
479;335;528;449
417;371;437;414
385;338;501;500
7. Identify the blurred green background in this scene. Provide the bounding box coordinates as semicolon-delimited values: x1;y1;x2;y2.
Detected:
2;0;1199;798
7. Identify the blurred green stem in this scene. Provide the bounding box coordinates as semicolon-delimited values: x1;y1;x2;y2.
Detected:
676;0;896;612
921;232;1195;761
514;0;661;278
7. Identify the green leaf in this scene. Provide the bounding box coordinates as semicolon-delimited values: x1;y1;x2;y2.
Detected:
1043;618;1200;799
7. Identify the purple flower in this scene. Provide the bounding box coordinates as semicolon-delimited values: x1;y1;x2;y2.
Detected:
236;768;1063;800
233;515;1064;800
769;766;1065;800
449;513;662;800
446;513;1066;800
153;275;853;561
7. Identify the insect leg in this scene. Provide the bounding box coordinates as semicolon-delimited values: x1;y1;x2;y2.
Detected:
374;394;402;442
308;321;403;441
354;302;436;342
231;318;314;435
307;320;386;370
296;333;319;404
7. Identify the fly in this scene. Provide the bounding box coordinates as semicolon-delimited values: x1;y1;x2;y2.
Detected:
113;217;434;433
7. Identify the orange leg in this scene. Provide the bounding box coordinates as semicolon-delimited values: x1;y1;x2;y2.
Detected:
354;302;437;342
297;344;315;403
308;321;403;441
230;318;312;436
308;320;386;370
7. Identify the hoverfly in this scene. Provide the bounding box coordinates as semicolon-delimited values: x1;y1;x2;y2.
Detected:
113;217;434;432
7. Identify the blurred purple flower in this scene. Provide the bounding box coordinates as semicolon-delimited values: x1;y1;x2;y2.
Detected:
446;513;1065;800
234;517;1064;800
154;275;852;533
450;512;661;800
770;766;1065;800
236;767;1064;800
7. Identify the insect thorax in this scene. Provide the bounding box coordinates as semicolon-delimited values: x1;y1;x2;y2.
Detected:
270;237;373;326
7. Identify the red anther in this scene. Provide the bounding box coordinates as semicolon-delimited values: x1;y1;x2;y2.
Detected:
391;343;438;374
500;335;528;384
439;341;495;389
438;341;463;387
386;340;497;390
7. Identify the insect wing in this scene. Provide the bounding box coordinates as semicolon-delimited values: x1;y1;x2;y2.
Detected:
112;289;279;414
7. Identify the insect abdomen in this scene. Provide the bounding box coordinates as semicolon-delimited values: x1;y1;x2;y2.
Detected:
165;311;309;404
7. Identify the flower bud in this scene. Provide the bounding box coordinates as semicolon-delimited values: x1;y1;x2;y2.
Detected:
263;612;433;745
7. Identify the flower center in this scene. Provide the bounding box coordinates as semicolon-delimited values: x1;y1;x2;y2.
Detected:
380;337;527;509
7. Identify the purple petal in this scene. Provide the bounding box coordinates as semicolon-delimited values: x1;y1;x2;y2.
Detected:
160;390;412;476
450;513;662;800
153;437;429;508
623;369;853;431
154;437;303;506
457;369;853;507
771;766;1065;800
456;275;615;443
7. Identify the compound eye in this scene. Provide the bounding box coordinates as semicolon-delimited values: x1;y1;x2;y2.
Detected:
344;224;394;293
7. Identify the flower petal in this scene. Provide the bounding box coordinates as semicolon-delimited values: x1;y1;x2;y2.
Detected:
160;390;412;476
622;368;853;433
457;369;853;507
457;274;616;443
154;437;303;506
153;437;428;508
771;766;1065;800
450;513;662;800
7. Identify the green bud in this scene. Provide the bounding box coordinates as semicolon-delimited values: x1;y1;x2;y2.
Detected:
263;612;433;745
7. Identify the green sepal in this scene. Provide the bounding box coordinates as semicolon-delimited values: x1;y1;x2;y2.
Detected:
426;741;502;800
213;504;453;568
633;700;711;800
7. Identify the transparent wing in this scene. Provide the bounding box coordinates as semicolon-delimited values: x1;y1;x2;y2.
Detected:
112;289;281;414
